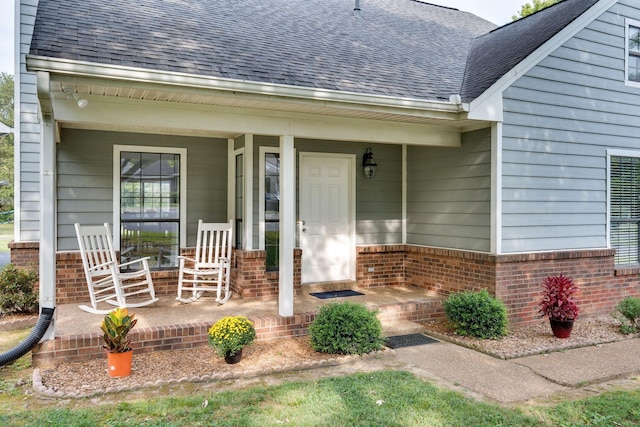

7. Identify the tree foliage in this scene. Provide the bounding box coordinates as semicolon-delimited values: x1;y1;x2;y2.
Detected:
0;73;13;213
512;0;561;20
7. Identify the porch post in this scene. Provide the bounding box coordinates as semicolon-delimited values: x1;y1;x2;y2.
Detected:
36;71;56;340
278;135;295;316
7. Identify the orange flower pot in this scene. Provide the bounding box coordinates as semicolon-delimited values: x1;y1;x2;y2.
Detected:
107;350;133;377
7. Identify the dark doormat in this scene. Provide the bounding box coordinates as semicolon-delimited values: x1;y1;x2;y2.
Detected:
309;289;365;299
385;333;439;349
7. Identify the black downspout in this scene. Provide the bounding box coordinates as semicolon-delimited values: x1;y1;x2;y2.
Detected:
0;307;55;366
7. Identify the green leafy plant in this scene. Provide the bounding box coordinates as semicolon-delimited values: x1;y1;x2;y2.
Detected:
0;264;38;316
443;289;508;339
612;297;640;334
539;274;579;321
101;307;137;353
208;316;256;357
308;301;385;355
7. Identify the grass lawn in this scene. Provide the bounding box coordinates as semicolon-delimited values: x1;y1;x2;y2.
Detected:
0;369;639;426
0;222;12;253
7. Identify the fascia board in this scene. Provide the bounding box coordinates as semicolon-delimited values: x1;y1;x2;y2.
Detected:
468;0;618;121
26;55;462;117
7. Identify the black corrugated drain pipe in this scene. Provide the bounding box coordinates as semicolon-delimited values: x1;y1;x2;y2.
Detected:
0;307;55;366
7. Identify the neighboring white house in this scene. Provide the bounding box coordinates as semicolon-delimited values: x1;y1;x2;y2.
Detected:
13;0;640;340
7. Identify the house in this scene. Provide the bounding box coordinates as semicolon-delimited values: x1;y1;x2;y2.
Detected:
13;0;640;346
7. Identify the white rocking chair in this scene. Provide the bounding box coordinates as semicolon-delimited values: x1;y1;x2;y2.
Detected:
75;223;159;314
177;219;233;304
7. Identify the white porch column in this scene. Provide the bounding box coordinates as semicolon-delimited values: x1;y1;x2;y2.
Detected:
278;135;295;316
243;134;254;250
37;71;56;340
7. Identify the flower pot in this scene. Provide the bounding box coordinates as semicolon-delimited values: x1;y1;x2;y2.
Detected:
224;349;243;364
549;319;574;339
107;349;133;377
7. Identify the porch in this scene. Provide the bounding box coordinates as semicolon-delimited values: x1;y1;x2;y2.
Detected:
31;284;446;367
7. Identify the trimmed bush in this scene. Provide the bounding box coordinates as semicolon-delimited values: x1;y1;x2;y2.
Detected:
613;297;640;334
309;301;385;355
0;264;38;316
443;289;508;339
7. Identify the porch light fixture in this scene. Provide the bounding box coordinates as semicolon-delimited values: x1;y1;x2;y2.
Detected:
63;86;89;109
362;146;377;179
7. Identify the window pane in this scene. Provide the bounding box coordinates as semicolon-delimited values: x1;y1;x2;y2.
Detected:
235;154;244;249
629;56;640;82
120;151;180;269
265;153;280;270
630;26;640;53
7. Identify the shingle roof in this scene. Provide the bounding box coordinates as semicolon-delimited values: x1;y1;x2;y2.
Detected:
30;0;495;102
460;0;600;102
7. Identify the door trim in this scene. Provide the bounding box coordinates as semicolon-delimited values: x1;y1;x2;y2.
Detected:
299;152;356;283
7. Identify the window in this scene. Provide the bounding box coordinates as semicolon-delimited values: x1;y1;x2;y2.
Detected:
610;155;640;265
115;146;186;270
235;152;244;249
627;20;640;84
264;151;280;270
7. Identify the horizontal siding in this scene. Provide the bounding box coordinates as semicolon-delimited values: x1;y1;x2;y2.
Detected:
57;129;227;250
406;128;491;252
500;1;640;253
17;0;40;242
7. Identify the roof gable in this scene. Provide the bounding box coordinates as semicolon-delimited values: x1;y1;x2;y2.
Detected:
461;0;600;102
29;0;495;102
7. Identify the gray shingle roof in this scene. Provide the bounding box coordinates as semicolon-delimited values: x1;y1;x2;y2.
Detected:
460;0;600;102
30;0;495;102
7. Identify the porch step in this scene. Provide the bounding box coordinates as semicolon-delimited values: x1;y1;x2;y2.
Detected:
381;319;425;337
302;281;359;295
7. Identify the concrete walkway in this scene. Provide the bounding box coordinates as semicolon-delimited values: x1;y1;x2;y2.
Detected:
393;336;640;404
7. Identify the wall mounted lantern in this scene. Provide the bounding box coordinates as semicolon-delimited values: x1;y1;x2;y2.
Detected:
362;147;377;179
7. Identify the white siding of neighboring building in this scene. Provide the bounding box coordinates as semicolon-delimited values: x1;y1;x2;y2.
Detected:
500;1;639;253
16;0;40;242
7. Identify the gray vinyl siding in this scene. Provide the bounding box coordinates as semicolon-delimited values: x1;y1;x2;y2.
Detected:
500;1;640;253
294;140;403;246
57;129;227;250
406;129;491;252
17;0;40;240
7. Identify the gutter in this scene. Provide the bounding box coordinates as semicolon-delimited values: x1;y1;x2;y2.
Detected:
26;56;465;116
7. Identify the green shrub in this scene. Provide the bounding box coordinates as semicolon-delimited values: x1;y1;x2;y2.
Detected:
309;301;385;355
443;289;508;339
612;297;640;334
0;264;39;316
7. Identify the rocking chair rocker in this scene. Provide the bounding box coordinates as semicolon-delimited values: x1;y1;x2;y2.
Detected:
176;219;233;304
75;223;159;314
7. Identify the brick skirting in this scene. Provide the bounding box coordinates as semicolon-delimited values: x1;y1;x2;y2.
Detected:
31;298;442;366
11;242;640;329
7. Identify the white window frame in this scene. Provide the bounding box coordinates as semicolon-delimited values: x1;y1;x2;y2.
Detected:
607;149;640;265
113;145;187;250
625;19;640;88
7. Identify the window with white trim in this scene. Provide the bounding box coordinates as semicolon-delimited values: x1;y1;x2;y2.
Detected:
116;147;186;270
259;148;280;270
610;155;640;265
627;20;640;84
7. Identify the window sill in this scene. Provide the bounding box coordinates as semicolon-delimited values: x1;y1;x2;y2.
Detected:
614;265;640;276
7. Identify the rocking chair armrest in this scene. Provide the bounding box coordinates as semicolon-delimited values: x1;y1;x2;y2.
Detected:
178;255;196;264
117;257;151;269
87;259;117;272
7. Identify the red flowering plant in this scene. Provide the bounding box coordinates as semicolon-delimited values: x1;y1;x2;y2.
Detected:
539;274;579;321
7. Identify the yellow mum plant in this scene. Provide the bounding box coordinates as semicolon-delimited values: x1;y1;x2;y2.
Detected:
208;316;256;357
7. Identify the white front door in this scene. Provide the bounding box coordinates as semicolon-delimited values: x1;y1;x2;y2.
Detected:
299;153;355;283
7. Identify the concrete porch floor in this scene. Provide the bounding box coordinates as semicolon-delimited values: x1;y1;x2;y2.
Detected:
54;285;443;336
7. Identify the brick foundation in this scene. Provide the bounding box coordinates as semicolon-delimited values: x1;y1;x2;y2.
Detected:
11;242;640;330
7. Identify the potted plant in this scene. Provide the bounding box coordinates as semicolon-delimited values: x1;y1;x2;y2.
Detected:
539;274;579;338
101;307;137;377
207;316;256;364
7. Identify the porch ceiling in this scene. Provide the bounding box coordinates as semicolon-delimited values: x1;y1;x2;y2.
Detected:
49;76;490;139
